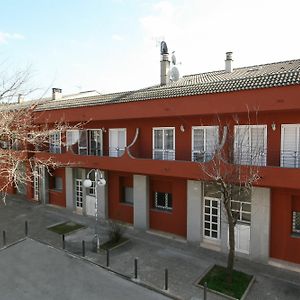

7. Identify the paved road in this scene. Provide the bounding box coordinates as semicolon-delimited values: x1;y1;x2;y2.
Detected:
1;197;300;300
0;238;170;300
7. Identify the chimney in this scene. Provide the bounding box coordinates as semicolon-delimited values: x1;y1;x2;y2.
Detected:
18;94;25;103
52;88;62;100
160;41;170;85
225;52;233;73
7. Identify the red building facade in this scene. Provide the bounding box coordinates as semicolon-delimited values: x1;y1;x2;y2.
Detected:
9;53;300;268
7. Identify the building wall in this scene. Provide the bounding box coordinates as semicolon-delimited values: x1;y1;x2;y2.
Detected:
270;188;300;264
149;177;187;237
48;168;66;207
108;172;133;224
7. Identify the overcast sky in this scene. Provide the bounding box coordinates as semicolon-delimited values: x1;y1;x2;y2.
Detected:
1;0;300;98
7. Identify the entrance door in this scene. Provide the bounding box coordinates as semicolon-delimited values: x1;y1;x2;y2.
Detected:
109;129;126;157
203;197;220;240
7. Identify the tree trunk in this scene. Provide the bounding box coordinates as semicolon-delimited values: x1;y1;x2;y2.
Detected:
225;200;235;285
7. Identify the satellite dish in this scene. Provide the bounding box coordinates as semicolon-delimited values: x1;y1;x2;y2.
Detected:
171;51;176;65
170;66;180;82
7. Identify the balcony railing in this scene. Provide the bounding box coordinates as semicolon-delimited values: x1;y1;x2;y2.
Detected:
233;150;267;167
109;147;125;157
153;149;175;160
281;150;300;168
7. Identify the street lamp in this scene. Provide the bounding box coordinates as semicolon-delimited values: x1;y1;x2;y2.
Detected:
83;169;106;252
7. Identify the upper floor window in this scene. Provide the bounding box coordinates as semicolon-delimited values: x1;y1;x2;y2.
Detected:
66;129;103;156
234;125;267;166
109;128;126;157
281;124;300;168
49;131;61;154
153;127;175;160
192;126;219;162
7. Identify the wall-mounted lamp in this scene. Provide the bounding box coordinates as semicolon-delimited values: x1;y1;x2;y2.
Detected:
180;124;185;132
101;127;107;133
271;122;276;131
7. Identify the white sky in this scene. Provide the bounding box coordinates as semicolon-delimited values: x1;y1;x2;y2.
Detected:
1;0;300;97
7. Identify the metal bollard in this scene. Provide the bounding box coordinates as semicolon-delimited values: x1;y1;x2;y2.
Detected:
82;240;85;257
164;268;168;290
62;234;65;250
2;230;6;246
106;249;110;267
134;257;138;279
25;220;28;237
204;281;207;300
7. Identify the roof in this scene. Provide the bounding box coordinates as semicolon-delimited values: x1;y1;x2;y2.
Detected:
36;59;300;111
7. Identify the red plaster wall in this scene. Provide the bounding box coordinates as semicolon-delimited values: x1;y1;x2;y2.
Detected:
48;168;66;207
149;177;187;237
108;172;133;224
270;188;300;264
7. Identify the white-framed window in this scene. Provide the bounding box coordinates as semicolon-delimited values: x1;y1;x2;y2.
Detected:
281;124;300;168
154;192;172;211
292;211;300;234
234;125;267;166
109;128;126;157
66;130;79;154
230;186;251;224
203;182;221;240
49;131;61;154
122;187;133;204
153;127;175;160
75;179;83;208
88;129;103;156
53;176;63;191
192;126;219;162
33;166;39;200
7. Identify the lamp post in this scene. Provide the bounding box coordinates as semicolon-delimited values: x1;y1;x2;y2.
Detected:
83;169;106;252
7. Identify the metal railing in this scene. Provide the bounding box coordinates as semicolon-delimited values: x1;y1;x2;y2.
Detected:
152;149;175;161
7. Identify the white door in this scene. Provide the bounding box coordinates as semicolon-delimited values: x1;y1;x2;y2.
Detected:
109;129;126;157
203;197;221;240
234;224;250;254
86;195;96;216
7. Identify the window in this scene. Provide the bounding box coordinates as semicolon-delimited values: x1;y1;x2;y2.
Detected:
292;212;300;234
154;192;172;211
88;129;102;156
75;179;83;208
49;131;61;154
66;130;79;154
234;125;267;166
109;128;126;157
192;126;219;162
53;176;63;191
281;125;300;168
33;166;39;200
153;128;175;160
230;186;251;224
122;187;133;204
79;130;88;155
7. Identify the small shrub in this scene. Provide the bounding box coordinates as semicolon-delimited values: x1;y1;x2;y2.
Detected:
108;221;125;243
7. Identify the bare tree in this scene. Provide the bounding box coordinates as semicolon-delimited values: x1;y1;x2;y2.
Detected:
0;65;79;202
199;116;263;284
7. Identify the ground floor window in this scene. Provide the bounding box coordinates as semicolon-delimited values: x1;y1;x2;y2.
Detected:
203;197;220;239
122;187;133;204
75;179;83;208
154;192;172;211
292;211;300;234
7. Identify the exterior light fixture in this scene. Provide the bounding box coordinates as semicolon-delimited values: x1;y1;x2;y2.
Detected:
180;124;185;132
83;169;106;252
271;122;276;131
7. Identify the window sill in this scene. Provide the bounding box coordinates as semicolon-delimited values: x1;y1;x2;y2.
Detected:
291;233;300;239
49;189;63;193
150;208;172;214
120;202;133;207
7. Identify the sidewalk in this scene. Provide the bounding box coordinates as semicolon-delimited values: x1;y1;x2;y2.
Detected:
1;198;300;300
